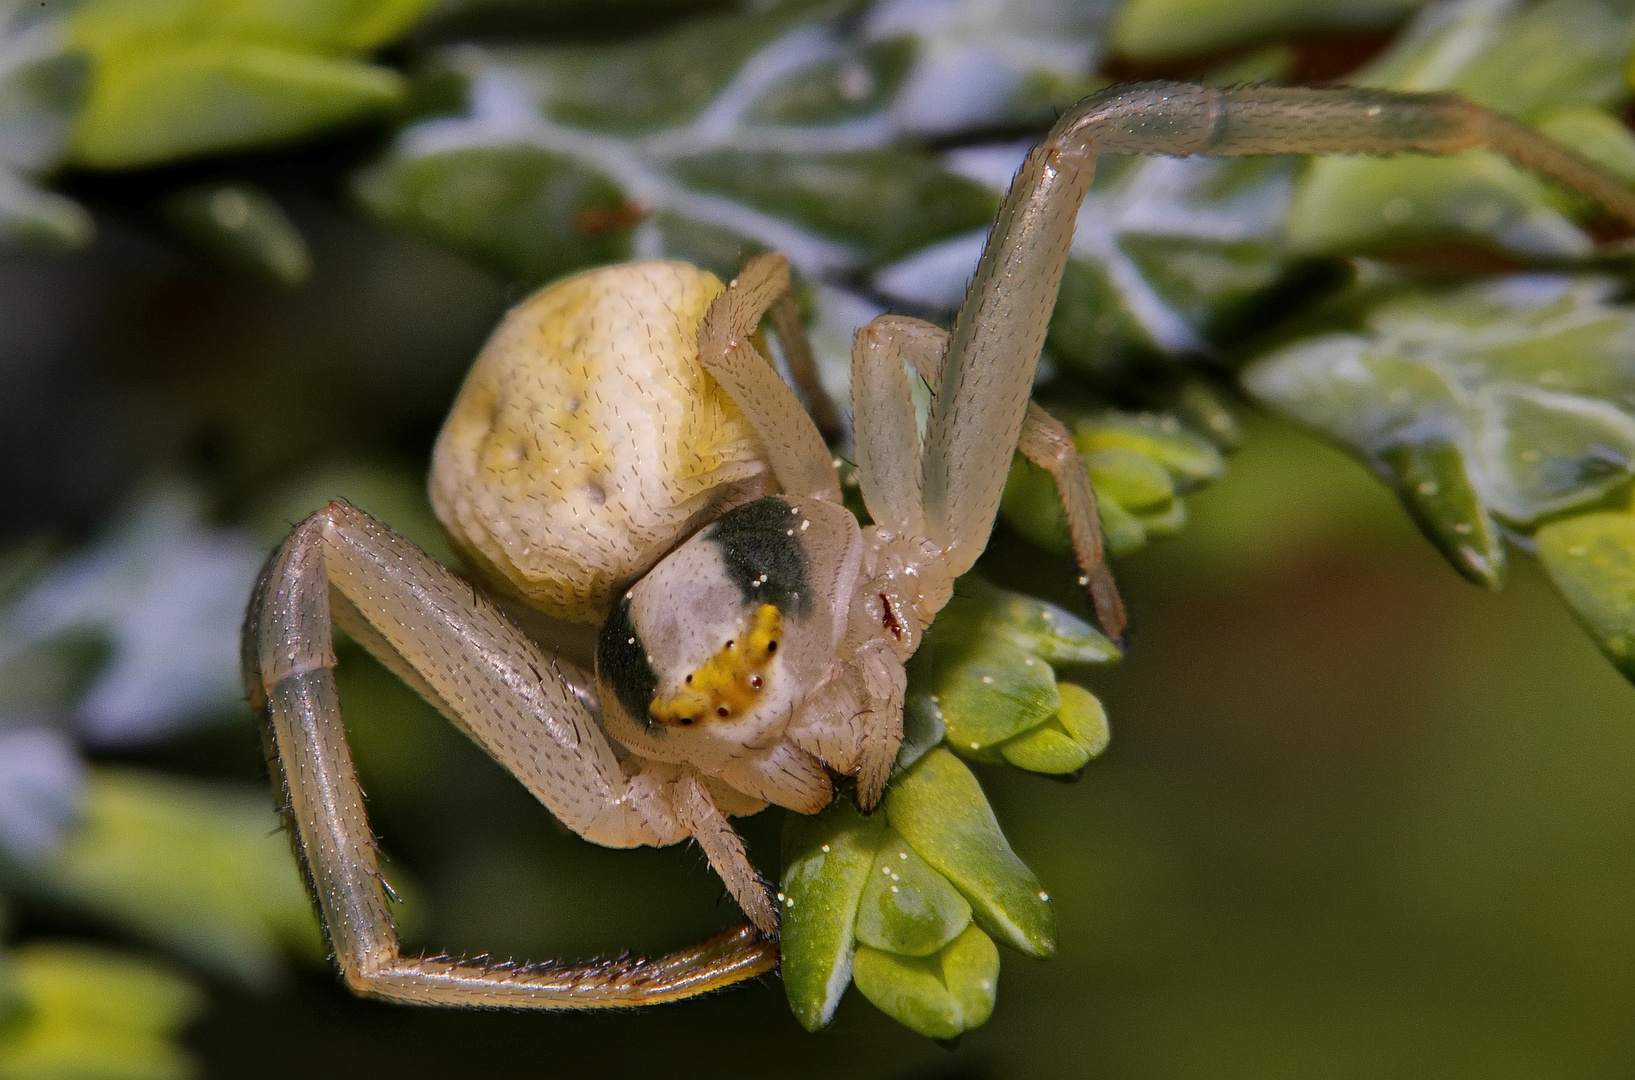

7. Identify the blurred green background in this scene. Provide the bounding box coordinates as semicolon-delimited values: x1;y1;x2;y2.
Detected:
4;0;1635;1075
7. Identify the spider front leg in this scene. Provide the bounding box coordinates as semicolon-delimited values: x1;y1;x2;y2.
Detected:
919;81;1635;603
852;315;1126;639
243;501;777;1007
696;253;842;502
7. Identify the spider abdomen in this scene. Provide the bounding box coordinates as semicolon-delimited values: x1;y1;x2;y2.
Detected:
431;262;773;623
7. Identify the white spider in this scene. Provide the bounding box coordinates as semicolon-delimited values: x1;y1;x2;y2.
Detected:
243;81;1635;1008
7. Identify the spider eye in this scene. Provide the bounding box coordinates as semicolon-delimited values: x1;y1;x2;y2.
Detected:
716;706;730;718
684;674;692;683
679;716;693;726
766;639;777;654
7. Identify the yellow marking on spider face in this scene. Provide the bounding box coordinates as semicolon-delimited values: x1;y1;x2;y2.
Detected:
650;605;783;727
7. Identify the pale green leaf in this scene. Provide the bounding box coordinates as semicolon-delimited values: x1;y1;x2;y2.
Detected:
779;801;885;1032
1289;0;1635;259
854;834;972;958
885;748;1055;959
851;924;1000;1041
0;943;201;1080
1536;510;1635;679
5;768;323;989
354;144;632;286
852;945;962;1040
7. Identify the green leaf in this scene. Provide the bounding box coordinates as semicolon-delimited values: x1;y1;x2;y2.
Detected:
998;682;1110;774
909;576;1116;759
746;35;917;126
852;925;999;1041
1245;273;1635;678
1446;0;1632;116
885;748;1055;959
972;577;1119;665
356;142;635;292
508;0;836;135
1288;0;1635;259
0;943;201;1080
1110;0;1425;63
1536;510;1635;679
1286;151;1589;259
1076;411;1228;487
62;0;439;168
71;44;405;168
5;768;324;989
164;183;311;287
929;634;1060;752
997;720;1089;774
780;801;885;1032
1245;276;1635;530
854;834;972;958
1379;436;1505;588
360;0;1091;298
667;149;996;267
67;0;439;55
1085;447;1175;513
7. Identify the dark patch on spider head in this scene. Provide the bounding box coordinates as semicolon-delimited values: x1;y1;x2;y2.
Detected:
597;596;658;728
704;496;811;616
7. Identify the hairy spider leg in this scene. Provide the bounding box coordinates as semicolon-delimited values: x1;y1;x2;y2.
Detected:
695;253;843;502
919;81;1635;613
852;314;1127;639
243;501;777;1007
767;287;844;444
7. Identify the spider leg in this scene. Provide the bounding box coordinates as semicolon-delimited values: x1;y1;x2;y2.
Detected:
850;316;927;538
697;253;842;502
243;501;776;1007
672;773;779;933
767;288;844;445
853;315;1126;639
920;81;1635;582
1016;403;1127;642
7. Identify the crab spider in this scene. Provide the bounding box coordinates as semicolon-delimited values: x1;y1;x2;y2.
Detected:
244;81;1635;1009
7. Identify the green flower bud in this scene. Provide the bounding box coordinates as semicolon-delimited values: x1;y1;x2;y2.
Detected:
852;925;999;1040
780;802;887;1031
1537;511;1635;680
998;683;1111;775
908;577;1115;775
1085;447;1175;513
886;749;1055;959
1075;412;1226;487
855;835;972;957
1000;408;1224;559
